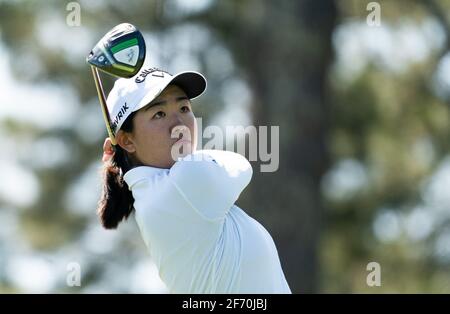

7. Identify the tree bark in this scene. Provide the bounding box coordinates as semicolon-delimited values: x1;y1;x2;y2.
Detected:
199;0;337;292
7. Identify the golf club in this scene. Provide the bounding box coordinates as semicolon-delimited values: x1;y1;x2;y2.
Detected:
87;23;146;145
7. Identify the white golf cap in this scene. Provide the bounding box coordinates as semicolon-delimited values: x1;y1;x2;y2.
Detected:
106;67;207;134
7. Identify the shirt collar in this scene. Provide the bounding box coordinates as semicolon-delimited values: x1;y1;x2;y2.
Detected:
123;166;169;189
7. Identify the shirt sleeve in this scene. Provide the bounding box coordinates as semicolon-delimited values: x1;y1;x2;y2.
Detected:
168;150;253;221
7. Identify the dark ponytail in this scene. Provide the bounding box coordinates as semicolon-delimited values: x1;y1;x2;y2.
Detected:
97;112;137;229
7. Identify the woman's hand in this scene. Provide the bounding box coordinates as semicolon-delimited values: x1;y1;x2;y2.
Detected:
102;137;115;162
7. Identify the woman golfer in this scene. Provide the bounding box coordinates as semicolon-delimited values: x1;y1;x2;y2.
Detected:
97;67;291;294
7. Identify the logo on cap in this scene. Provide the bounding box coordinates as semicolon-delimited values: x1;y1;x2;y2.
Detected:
111;102;130;131
135;67;172;83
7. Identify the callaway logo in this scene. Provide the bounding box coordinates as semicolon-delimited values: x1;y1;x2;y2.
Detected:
135;67;172;83
111;102;130;131
127;49;135;63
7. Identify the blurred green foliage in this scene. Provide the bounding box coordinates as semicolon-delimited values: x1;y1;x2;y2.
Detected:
1;0;450;293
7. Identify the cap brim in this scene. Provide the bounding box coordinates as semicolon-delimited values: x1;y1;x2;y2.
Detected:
133;71;207;113
169;71;207;100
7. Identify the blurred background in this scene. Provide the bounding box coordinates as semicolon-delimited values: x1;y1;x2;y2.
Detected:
1;0;450;293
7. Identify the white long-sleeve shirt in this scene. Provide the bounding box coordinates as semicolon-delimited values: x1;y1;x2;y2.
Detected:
123;149;291;294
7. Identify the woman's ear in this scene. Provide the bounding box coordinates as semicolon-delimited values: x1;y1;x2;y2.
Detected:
116;130;136;154
102;137;115;162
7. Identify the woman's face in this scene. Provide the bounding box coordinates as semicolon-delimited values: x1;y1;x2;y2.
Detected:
117;85;198;168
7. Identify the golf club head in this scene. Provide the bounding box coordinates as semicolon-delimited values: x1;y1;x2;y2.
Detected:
87;23;146;78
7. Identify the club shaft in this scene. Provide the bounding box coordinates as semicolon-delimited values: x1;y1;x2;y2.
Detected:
90;66;117;145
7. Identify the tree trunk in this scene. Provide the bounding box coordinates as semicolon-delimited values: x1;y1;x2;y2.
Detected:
207;0;337;293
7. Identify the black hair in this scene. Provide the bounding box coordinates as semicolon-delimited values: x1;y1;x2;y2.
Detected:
97;111;137;229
